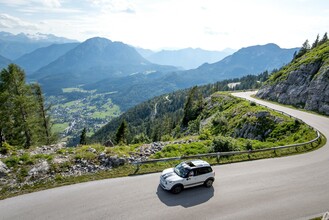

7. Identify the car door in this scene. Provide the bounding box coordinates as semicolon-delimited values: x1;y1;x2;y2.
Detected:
184;169;202;188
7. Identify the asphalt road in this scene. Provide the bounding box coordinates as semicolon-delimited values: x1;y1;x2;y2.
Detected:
1;91;329;220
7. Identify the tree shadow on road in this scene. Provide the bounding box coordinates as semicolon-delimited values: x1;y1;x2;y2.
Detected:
156;185;214;208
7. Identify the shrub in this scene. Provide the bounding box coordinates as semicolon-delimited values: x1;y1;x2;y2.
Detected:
20;153;35;165
212;135;237;152
132;133;150;144
245;141;253;151
0;142;13;155
4;156;19;168
199;129;212;140
161;135;172;142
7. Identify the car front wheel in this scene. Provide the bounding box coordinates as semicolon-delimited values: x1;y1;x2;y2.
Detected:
204;179;213;188
171;185;183;194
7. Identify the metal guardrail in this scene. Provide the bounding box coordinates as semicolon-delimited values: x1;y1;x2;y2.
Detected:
132;131;320;167
132;95;322;168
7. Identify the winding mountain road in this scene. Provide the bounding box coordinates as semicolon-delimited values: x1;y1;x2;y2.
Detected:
1;91;329;220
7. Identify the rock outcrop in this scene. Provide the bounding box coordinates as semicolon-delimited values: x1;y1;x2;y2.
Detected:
257;41;329;115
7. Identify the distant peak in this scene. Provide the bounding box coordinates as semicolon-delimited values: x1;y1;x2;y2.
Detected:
264;43;280;48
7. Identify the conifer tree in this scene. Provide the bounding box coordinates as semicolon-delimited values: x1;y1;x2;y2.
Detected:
31;83;52;144
0;64;34;147
311;34;320;49
295;39;310;59
319;32;328;45
0;64;54;148
115;120;128;144
182;86;203;127
80;128;87;145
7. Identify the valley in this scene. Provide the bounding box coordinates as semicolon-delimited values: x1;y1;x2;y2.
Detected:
48;87;121;145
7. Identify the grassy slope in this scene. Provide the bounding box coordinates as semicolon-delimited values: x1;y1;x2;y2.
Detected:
267;41;329;85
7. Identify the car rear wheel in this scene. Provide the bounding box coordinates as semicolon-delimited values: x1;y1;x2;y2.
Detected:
171;185;183;194
204;179;213;188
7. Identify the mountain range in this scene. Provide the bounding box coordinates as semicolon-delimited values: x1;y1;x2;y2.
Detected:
172;43;299;85
0;31;299;110
14;43;79;74
0;31;77;60
80;43;298;110
137;47;235;70
29;37;177;94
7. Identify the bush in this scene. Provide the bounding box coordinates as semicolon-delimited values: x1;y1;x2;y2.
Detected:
4;156;19;168
161;135;172;142
199;129;212;140
132;133;150;144
187;119;200;134
0;142;13;155
20;153;35;165
212;135;237;152
245;141;253;151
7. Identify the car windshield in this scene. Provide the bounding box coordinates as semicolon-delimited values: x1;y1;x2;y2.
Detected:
174;163;189;178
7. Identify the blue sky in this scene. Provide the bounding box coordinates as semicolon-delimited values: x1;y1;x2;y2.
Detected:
0;0;328;50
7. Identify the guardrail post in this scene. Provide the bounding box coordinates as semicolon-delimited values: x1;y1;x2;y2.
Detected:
216;152;220;164
133;162;140;174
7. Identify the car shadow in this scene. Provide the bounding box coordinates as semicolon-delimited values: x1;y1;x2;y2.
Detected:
156;185;214;208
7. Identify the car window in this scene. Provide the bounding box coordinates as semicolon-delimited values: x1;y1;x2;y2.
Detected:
174;163;189;177
195;167;212;175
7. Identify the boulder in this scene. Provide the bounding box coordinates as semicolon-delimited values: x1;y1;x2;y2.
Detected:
0;160;9;178
109;156;126;168
28;161;49;177
104;139;114;147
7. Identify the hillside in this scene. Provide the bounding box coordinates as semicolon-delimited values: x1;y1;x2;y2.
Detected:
142;48;234;70
90;89;316;155
257;38;329;115
14;43;79;74
174;43;299;84
89;72;270;144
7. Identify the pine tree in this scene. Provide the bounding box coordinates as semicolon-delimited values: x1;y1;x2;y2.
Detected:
311;34;319;49
182;86;203;127
295;39;310;59
0;64;34;148
80;128;87;145
0;64;54;148
31;83;52;144
319;32;328;45
115;120;128;144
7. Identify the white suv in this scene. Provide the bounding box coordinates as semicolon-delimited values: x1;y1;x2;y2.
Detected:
160;159;215;194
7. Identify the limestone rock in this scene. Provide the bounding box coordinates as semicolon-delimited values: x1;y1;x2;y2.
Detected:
0;160;9;178
257;60;329;115
28;161;49;177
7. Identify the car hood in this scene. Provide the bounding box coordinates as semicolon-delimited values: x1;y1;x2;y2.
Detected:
161;168;182;182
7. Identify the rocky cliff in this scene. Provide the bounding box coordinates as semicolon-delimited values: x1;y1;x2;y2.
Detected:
257;40;329;115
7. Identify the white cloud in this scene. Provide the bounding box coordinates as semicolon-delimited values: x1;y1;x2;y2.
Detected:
0;13;38;30
88;0;136;13
0;0;328;50
41;0;61;8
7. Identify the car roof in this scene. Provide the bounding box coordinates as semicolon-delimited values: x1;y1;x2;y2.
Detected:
184;160;210;168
